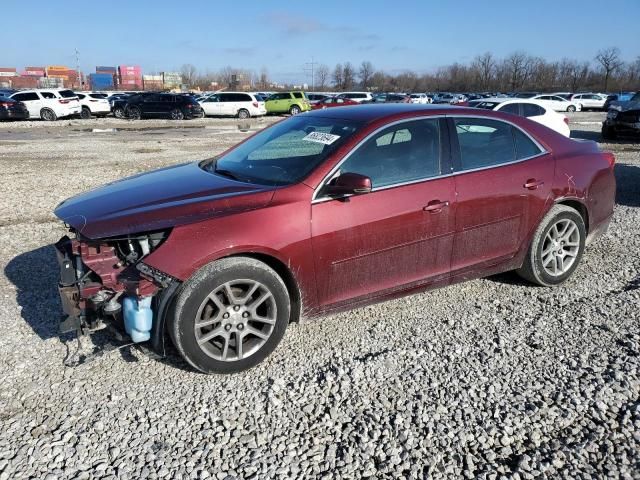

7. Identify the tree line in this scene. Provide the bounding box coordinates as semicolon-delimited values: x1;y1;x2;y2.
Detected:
181;47;639;93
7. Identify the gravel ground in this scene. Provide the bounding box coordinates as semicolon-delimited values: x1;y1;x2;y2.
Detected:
0;112;638;479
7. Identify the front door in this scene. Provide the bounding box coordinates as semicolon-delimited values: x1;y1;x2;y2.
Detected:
311;117;455;307
449;116;554;274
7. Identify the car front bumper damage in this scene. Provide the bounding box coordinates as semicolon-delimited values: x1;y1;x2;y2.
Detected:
54;233;179;360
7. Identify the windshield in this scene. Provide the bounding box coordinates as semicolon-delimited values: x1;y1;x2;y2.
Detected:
201;116;361;186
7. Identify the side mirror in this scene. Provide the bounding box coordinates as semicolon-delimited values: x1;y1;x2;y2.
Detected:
324;172;372;197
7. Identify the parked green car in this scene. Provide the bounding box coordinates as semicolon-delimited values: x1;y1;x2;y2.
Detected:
265;91;311;115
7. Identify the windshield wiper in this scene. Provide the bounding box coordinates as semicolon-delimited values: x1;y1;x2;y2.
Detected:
212;161;246;182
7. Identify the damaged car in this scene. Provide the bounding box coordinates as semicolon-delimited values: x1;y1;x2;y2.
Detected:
54;104;616;374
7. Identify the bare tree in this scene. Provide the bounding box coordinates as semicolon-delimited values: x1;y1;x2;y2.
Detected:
502;51;531;91
259;67;269;90
359;61;374;89
180;64;197;86
342;62;355;90
471;52;496;90
316;64;329;90
595;47;623;91
332;63;344;90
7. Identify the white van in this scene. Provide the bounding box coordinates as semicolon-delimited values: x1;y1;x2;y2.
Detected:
337;92;373;103
199;92;266;119
10;89;81;121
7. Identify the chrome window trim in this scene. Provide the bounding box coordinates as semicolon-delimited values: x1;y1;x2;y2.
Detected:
311;114;549;204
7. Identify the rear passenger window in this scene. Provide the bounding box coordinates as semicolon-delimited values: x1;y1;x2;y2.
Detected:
13;92;39;101
454;118;515;170
513;128;542;159
41;92;56;99
293;92;303;99
522;103;545;117
339;119;440;188
498;103;520;115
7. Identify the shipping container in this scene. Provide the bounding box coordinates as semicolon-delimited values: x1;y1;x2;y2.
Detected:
38;77;64;88
0;67;17;77
143;74;162;81
46;65;71;75
89;73;115;90
12;76;40;89
96;66;117;73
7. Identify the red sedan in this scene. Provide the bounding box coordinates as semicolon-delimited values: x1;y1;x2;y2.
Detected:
54;104;616;374
312;96;359;109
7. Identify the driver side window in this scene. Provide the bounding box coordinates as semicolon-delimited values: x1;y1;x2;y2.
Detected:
338;119;441;189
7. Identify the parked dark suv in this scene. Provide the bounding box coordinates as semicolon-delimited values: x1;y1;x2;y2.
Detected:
124;93;203;120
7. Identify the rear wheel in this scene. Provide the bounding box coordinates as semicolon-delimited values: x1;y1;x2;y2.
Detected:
170;108;184;120
113;107;125;119
289;105;301;115
237;108;250;120
127;106;141;120
169;257;291;374
517;205;586;286
567;105;576;112
80;107;92;119
40;108;57;121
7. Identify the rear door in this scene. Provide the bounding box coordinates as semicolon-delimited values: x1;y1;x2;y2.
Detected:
218;93;234;115
449;116;553;274
201;95;221;116
311;117;455;307
11;92;41;118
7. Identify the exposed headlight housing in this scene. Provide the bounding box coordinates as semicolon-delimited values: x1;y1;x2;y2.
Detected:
607;110;618;119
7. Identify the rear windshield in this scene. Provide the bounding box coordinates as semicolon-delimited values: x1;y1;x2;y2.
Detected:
469;101;500;110
59;90;77;98
89;93;107;99
201;116;361;186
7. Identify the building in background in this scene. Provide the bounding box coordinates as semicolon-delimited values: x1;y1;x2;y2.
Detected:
143;75;163;90
162;72;182;89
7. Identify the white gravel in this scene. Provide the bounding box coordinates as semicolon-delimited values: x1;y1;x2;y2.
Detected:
0;112;638;479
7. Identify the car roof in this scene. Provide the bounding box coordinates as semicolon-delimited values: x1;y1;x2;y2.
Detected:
305;103;480;122
470;97;548;106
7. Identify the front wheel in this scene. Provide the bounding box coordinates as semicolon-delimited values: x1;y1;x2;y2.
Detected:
80;107;92;119
127;106;141;120
169;257;291;374
517;205;586;286
289;105;301;115
567;105;576;112
113;107;125;119
237;108;250;120
170;108;184;120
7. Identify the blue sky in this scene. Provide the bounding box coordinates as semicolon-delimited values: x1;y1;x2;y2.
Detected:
2;0;638;83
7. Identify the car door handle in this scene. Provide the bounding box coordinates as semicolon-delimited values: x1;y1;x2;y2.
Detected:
423;200;449;213
524;179;544;190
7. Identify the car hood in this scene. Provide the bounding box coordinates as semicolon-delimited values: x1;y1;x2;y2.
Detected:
54;161;276;239
610;100;640;111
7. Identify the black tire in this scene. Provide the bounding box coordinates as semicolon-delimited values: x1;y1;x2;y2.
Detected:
113;107;125;119
127;106;141;120
517;205;586;286
80;107;92;119
567;105;576;113
237;108;250;120
289;105;301;115
40;108;57;121
170;108;184;120
169;257;291;374
602;125;617;141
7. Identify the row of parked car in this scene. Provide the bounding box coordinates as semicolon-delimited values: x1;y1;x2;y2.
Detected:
0;88;638;140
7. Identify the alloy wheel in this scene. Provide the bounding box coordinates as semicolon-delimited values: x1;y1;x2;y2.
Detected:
194;280;277;362
541;218;580;276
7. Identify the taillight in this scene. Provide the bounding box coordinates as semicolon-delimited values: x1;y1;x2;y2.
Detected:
59;99;70;104
602;152;615;169
0;102;11;107
252;101;258;108
563;116;569;125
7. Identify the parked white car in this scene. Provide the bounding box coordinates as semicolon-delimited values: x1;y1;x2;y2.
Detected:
570;93;607;111
531;94;581;112
468;98;570;137
200;92;266;119
9;89;81;121
337;92;373;103
409;93;432;104
75;92;111;118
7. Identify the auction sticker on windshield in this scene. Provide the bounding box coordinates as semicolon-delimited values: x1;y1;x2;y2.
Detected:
302;131;341;145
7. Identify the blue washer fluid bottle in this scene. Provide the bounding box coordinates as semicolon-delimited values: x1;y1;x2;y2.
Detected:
123;296;153;342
